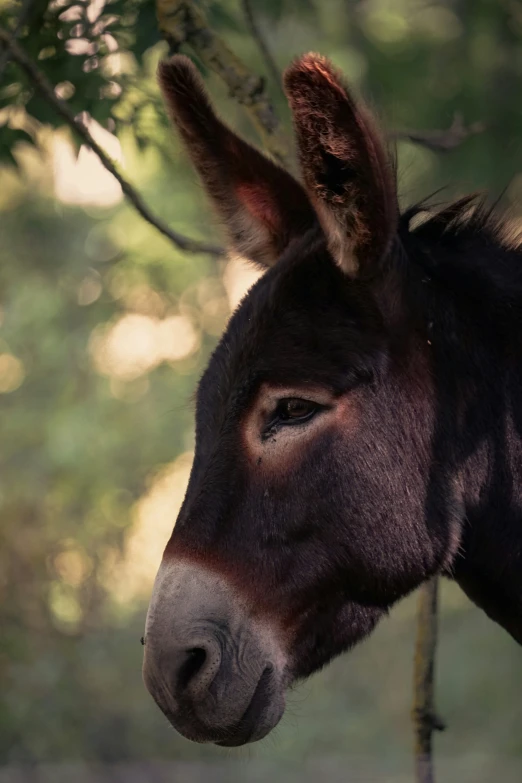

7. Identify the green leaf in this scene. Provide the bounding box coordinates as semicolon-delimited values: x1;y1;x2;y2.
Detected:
88;97;115;125
207;2;242;33
133;1;161;61
25;91;64;126
0;144;20;169
0;125;35;147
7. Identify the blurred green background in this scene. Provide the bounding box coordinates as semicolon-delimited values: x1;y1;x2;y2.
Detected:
0;1;521;781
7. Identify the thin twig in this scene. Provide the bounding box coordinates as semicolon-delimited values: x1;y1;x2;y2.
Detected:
156;0;291;167
0;27;224;257
391;112;485;152
0;0;37;79
412;578;445;783
241;0;282;98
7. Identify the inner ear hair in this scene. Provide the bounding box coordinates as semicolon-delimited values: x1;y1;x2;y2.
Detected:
283;53;398;277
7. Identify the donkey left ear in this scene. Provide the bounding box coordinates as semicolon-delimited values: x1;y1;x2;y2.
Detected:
158;55;316;269
284;54;398;277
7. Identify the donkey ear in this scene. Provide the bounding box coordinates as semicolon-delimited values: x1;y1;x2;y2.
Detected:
158;55;315;267
284;54;398;277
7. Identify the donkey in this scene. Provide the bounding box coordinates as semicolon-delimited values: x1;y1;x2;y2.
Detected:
142;53;522;746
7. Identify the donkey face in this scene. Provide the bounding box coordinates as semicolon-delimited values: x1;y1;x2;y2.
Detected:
143;55;457;746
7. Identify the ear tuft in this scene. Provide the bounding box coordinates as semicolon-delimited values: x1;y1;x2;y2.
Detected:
157;54;202;97
284;53;398;276
284;53;347;102
158;55;220;143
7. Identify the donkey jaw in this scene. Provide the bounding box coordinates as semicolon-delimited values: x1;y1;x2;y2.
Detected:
142;559;288;745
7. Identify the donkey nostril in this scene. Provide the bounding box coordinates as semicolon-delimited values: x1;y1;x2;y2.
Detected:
177;647;207;691
171;638;222;701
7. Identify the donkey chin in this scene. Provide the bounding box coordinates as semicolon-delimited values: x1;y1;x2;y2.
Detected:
142;560;288;746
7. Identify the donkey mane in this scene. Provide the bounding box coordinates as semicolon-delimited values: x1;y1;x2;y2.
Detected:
400;195;522;330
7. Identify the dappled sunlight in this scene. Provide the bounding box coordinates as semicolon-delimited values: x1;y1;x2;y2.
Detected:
48;582;83;632
109;374;150;401
53;119;123;206
0;353;25;393
77;270;103;305
112;282;169;317
360;0;462;46
53;547;92;588
89;312;200;381
223;256;264;311
89;313;158;380
157;315;199;361
107;451;193;603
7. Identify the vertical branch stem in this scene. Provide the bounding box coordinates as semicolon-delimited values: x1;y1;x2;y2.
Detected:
156;0;291;167
241;0;282;96
412;577;445;783
0;0;37;78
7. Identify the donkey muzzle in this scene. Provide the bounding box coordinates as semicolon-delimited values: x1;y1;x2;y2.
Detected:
142;560;286;745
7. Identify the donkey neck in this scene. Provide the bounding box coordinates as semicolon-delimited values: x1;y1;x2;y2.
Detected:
398;213;522;644
425;287;522;644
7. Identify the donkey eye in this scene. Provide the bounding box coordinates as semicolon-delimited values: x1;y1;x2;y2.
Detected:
276;398;319;424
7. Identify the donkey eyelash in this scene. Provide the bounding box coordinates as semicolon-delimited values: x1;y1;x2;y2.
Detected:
263;398;325;435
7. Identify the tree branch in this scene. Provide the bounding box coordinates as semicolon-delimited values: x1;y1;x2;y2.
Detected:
391;112;485;152
0;27;224;257
0;0;37;80
155;0;291;167
412;578;445;783
241;0;282;98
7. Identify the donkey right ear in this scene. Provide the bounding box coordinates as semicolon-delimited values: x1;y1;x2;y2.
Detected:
284;54;398;277
158;56;316;268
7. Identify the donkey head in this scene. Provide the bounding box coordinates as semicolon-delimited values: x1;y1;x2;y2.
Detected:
143;54;458;746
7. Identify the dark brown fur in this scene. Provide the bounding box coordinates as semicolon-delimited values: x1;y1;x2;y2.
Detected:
143;53;522;747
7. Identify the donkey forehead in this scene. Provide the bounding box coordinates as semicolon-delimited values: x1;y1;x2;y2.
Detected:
196;243;384;429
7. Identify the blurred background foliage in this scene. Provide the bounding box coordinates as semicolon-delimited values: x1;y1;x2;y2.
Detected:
0;0;521;780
